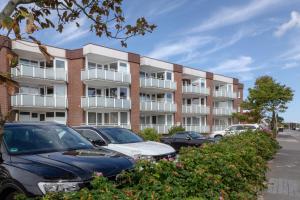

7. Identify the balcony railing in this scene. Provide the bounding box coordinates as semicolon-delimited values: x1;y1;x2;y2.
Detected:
11;94;67;108
213;90;237;99
140;77;176;90
140;101;177;112
81;68;131;84
11;64;67;81
183;125;210;133
140;124;173;134
182;105;209;115
213;125;229;132
83;123;131;129
213;107;236;116
182;85;210;96
81;96;131;110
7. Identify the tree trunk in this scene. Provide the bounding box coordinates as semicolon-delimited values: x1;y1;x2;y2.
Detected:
271;110;277;137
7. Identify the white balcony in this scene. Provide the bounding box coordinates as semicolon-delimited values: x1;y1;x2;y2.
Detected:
213;107;237;116
183;125;210;133
213;90;237;99
11;94;67;108
140;124;173;134
11;64;67;82
81;68;131;86
182;105;210;115
140;101;177;113
83;123;131;129
81;96;131;110
140;78;176;91
213;125;229;132
182;85;210;96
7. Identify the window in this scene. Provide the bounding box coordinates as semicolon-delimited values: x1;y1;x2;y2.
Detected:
104;113;109;124
46;60;53;68
56;112;65;117
81;130;102;141
140;72;146;78
96;89;102;96
40;61;45;68
31;113;38;118
88;112;96;124
157;72;164;80
55;60;65;69
167;115;172;125
40;87;45;95
201;98;205;105
238;92;241;98
119;62;127;67
104;64;108;70
120;88;127;99
88;88;96;97
166;72;172;80
20;112;30;115
173;133;188;139
110;88;117;98
100;128;143;144
200;79;205;88
120;112;128;124
97;113;102;125
46;112;54;118
46;86;54;95
110;112;118;124
110;63;118;71
88;62;96;69
166;93;172;102
96;64;102;69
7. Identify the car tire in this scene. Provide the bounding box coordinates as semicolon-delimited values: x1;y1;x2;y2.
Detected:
214;135;223;140
4;191;19;200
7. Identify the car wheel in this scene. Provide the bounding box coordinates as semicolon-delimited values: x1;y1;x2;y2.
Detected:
4;191;21;200
214;135;223;140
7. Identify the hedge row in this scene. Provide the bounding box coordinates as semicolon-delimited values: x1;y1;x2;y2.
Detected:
21;131;279;200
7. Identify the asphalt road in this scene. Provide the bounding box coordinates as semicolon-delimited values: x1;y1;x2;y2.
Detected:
262;130;300;200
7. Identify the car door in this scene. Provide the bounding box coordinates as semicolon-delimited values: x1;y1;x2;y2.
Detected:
172;133;190;151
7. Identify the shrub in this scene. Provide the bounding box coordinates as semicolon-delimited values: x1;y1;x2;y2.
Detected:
22;131;279;200
168;125;185;135
138;128;160;141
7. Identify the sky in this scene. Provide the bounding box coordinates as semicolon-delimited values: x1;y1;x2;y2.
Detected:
1;0;300;122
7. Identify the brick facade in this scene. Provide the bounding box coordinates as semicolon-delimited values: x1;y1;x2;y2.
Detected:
206;72;214;133
173;64;183;125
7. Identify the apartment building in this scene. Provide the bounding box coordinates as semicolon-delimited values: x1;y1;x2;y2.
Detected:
0;36;243;134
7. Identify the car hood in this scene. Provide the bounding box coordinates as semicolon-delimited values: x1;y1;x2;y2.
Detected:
104;141;175;157
11;148;133;181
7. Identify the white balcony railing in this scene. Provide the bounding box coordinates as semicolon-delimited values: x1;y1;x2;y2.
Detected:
11;64;67;81
140;124;173;134
140;78;176;90
183;125;210;133
182;85;210;96
182;105;210;115
81;68;131;84
213;107;237;116
83;123;131;129
81;96;131;110
213;125;229;132
213;90;237;99
11;94;67;108
140;101;177;112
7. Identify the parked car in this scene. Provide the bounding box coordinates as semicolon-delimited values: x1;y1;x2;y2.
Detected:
0;122;134;200
210;124;260;139
74;126;176;161
160;131;215;152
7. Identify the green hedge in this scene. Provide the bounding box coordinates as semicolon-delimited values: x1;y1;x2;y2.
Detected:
138;128;160;141
20;131;279;200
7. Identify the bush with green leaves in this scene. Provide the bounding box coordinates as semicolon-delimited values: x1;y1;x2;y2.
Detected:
168;125;185;135
21;131;279;200
138;128;160;141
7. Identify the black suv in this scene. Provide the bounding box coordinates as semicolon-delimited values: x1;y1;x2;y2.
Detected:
0;122;134;200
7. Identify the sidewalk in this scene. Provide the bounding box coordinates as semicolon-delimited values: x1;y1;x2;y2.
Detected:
262;130;300;200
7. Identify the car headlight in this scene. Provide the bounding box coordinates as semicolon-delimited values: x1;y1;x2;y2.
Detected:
38;181;80;194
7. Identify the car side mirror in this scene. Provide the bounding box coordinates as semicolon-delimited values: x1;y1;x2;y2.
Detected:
89;139;106;146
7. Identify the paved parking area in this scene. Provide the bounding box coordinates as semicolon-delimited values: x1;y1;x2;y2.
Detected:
262;130;300;200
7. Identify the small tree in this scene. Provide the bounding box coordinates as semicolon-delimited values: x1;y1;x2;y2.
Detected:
0;0;156;142
168;126;185;135
242;76;293;135
138;128;160;142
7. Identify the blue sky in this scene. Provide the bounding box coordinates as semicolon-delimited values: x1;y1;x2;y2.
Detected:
1;0;300;122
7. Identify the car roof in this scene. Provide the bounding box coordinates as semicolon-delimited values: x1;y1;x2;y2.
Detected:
74;126;128;130
4;122;64;127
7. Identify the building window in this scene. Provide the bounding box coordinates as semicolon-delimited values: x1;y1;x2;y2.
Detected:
56;60;65;69
88;112;96;124
88;88;95;97
120;112;128;124
46;112;54;118
56;112;65;117
110;88;117;98
31;113;38;118
110;112;118;124
120;88;127;99
20;112;30;115
110;63;118;71
238;91;241;98
166;72;172;80
46;86;54;95
88;62;96;69
97;113;102;125
157;72;164;80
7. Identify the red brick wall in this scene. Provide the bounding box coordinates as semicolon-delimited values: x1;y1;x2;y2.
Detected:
0;36;12;115
238;83;244;113
66;49;85;126
173;64;183;125
206;72;214;133
128;53;140;133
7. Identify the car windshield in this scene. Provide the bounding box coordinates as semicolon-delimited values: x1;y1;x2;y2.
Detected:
4;124;93;155
99;128;144;144
188;131;205;139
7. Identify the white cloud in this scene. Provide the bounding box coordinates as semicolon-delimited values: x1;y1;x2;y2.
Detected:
53;17;89;45
147;36;215;60
280;45;300;61
209;56;261;81
147;0;188;17
282;62;299;69
274;11;300;37
190;0;282;33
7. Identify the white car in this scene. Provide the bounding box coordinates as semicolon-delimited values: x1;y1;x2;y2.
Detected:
74;126;176;160
210;124;260;139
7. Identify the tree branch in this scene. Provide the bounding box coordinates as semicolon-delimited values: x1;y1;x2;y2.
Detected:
0;0;35;22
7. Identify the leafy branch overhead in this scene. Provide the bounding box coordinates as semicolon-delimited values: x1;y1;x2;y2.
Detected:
0;0;157;47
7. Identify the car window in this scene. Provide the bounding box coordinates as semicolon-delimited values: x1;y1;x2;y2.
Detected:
244;125;257;130
3;125;93;155
173;133;188;139
80;129;103;141
236;126;244;130
228;126;238;131
99;128;143;144
188;131;204;139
